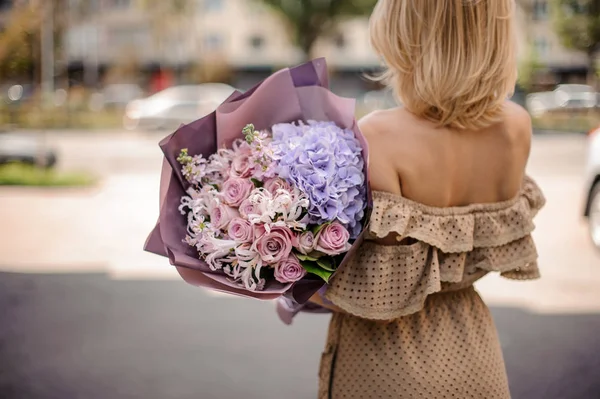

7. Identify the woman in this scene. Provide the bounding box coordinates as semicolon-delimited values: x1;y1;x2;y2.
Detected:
310;1;545;398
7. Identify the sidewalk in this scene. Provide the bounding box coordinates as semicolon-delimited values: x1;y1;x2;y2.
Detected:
1;133;599;313
0;173;177;280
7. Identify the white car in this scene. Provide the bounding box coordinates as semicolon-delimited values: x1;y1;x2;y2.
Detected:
526;84;597;116
123;83;236;130
584;126;600;250
526;91;558;117
0;132;57;168
554;84;597;109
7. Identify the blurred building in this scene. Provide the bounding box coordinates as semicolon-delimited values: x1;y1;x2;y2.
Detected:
516;0;589;85
63;0;379;93
62;0;590;91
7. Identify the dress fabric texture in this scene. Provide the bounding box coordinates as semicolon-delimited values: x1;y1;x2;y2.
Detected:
318;176;546;399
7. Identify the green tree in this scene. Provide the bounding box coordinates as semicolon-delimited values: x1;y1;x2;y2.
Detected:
518;45;544;92
257;0;377;59
550;0;600;86
0;0;84;82
0;3;40;81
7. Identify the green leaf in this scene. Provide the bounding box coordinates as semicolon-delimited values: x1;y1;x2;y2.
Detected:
311;222;330;236
316;257;336;271
296;253;318;262
299;260;334;283
251;178;263;188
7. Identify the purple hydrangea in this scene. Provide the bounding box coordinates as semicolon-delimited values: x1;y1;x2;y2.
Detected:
270;121;366;237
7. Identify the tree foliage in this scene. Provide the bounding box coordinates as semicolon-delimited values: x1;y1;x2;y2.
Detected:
518;45;544;92
0;3;41;80
551;0;600;84
257;0;377;58
0;0;80;81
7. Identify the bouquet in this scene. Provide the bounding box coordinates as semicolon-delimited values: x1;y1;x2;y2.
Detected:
145;59;371;304
176;121;367;291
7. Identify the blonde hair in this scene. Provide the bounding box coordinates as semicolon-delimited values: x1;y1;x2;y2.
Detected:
369;0;518;130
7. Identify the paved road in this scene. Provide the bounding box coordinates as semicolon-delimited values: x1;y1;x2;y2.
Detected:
1;273;599;399
1;132;599;398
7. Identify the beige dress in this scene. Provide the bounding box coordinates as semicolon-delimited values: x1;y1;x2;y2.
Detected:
318;176;546;399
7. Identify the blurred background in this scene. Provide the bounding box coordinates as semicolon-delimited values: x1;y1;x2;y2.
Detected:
0;0;599;398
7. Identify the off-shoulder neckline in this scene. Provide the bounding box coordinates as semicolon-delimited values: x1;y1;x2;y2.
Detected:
372;176;537;216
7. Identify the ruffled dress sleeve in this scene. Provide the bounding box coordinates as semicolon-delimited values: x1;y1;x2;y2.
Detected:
324;176;546;321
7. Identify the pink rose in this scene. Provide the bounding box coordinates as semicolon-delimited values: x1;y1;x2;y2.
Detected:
274;254;306;284
239;198;258;219
255;226;294;264
316;222;351;256
210;204;238;230
230;154;253;178
296;231;316;255
222;178;254;207
263;178;292;196
253;224;267;240
228;218;253;243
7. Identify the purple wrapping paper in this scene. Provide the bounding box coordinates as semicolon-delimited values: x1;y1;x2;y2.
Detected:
144;58;372;305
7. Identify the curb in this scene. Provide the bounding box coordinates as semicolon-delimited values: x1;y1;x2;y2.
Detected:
533;129;588;136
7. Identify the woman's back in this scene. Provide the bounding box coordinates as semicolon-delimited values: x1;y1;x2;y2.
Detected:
361;102;532;209
318;106;545;398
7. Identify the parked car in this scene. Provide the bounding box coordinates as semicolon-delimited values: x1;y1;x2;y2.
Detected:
584;126;600;251
554;84;596;109
89;84;144;111
526;84;597;116
0;132;57;168
123;83;236;130
525;91;558;117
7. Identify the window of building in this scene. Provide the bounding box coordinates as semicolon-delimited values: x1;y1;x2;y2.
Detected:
249;35;265;50
85;0;100;12
204;33;224;51
334;33;347;49
111;27;146;47
532;0;548;21
203;0;223;12
534;37;550;57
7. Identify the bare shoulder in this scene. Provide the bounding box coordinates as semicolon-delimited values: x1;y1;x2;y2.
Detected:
358;108;410;193
358;109;392;138
503;101;532;153
504;100;531;124
359;109;390;153
358;108;416;147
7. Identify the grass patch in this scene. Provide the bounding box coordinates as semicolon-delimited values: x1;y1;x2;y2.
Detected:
0;105;123;130
532;110;600;133
0;163;96;187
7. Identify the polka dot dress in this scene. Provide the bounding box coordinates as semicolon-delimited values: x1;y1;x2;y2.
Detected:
319;176;545;399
